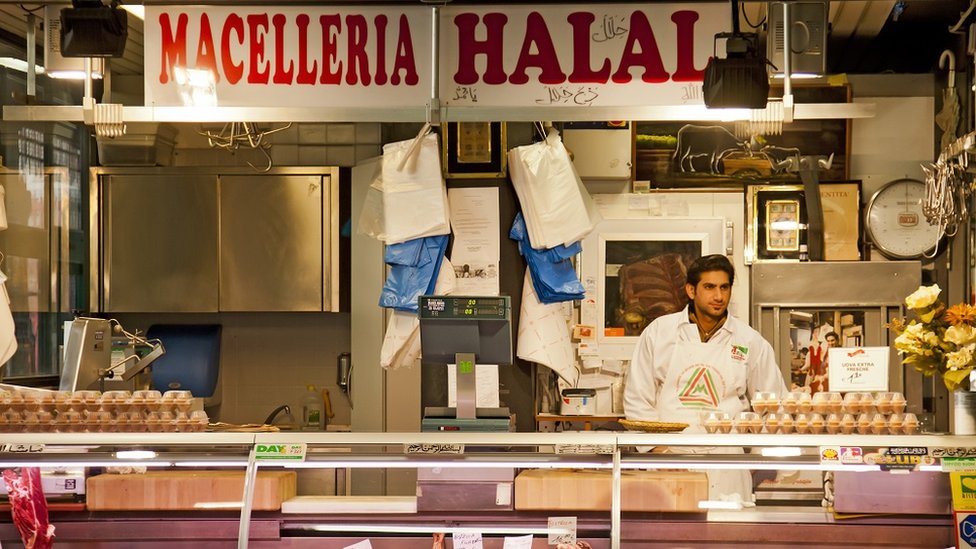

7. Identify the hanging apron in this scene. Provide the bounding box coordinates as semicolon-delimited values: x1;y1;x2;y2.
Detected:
658;338;751;500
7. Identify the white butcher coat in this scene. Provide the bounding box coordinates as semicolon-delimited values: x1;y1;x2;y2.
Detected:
624;307;788;499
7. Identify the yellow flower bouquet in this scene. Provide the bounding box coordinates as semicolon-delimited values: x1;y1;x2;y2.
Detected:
890;284;976;391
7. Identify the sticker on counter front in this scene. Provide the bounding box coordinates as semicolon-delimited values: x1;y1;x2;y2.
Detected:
502;534;533;549
453;531;484;549
547;516;577;545
864;447;933;471
254;443;307;461
819;446;863;465
827;346;889;392
0;444;44;453
405;443;464;454
943;457;976;472
934;448;976;459
956;512;976;549
951;472;976;511
555;444;616;455
342;539;373;549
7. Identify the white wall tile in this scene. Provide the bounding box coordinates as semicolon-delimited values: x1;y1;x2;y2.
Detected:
326;123;356;145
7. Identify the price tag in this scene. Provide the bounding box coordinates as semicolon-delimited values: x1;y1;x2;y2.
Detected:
405;443;464;455
502;534;533;549
453;531;484;549
254;443;306;461
547;516;577;545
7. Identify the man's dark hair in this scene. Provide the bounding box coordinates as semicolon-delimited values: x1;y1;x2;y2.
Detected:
825;331;840;342
686;254;735;286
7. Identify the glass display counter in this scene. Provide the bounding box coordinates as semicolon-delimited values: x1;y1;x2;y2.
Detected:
0;432;966;548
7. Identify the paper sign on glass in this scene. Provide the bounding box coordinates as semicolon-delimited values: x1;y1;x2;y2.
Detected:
828;347;889;392
547;516;577;544
502;534;533;549
453;532;484;549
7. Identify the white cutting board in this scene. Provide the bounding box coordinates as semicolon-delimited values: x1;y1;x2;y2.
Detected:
281;496;417;514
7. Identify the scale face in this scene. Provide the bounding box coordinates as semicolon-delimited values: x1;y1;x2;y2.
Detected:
865;178;942;259
418;296;509;320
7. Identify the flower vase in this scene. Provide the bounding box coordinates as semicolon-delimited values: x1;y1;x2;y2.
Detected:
953;389;976;435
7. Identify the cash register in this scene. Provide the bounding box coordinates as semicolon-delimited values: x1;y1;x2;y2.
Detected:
418;295;512;432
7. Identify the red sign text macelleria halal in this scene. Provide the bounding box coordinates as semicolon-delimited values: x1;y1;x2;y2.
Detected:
155;12;421;86
451;10;707;86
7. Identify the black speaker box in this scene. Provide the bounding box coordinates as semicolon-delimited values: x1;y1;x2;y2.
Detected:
60;6;128;58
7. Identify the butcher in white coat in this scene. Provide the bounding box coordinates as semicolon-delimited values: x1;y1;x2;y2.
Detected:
624;254;787;500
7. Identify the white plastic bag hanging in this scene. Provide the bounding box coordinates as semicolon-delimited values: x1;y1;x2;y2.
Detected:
380;258;457;370
508;129;600;249
516;271;577;383
0;269;16;366
380;131;451;244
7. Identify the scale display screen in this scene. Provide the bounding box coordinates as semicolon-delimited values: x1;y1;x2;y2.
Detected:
419;296;509;320
418;295;512;365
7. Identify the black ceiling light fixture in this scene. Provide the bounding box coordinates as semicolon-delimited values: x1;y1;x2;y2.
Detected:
60;0;128;58
702;0;770;109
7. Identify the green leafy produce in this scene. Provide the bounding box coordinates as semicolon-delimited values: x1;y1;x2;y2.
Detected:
636;134;677;149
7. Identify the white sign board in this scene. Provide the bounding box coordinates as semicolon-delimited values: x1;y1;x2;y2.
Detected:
439;3;728;108
828;347;890;392
144;5;433;107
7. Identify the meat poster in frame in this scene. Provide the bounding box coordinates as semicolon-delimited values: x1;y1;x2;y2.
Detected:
578;217;726;361
745;182;861;264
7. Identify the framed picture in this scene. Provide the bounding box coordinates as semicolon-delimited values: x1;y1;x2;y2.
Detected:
442;122;507;178
578;217;727;360
745;182;862;263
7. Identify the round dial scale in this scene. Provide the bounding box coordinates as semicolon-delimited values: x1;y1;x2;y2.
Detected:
865;178;943;259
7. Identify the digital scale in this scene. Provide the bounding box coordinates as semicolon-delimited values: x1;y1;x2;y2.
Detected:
418;295;513;433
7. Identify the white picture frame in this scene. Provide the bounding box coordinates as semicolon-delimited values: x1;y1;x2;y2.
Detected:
578;217;727;361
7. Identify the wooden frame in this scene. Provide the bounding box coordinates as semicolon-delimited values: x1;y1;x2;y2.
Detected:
441;122;507;178
746;181;862;263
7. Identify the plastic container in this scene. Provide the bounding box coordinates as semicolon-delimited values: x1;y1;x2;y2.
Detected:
302;385;323;431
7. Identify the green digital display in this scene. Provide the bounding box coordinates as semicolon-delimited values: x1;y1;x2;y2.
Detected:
418;295;510;320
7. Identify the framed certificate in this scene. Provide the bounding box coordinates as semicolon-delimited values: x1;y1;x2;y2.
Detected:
746;182;861;263
442;122;507;178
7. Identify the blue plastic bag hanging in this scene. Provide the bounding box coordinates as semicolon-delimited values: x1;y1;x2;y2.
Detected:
378;235;449;312
509;213;584;304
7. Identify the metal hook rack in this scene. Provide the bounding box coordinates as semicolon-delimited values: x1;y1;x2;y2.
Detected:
197;122;292;173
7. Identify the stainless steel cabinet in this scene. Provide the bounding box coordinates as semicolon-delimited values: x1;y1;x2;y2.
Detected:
103;174;219;312
95;168;340;313
220;175;327;312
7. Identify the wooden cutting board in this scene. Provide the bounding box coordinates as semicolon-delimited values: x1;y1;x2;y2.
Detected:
86;471;296;511
514;469;706;512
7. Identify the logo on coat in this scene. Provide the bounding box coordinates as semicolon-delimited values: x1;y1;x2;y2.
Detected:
678;366;719;407
730;344;749;362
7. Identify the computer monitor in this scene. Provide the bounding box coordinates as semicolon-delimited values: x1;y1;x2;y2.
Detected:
419;295;512;420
